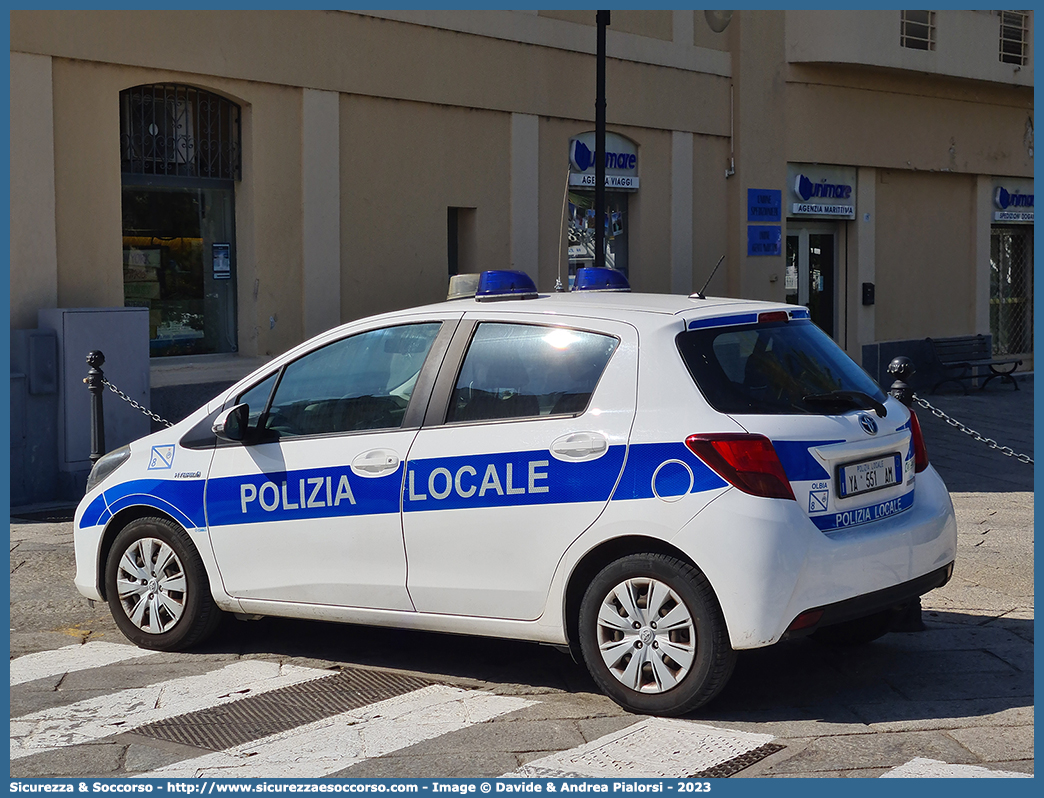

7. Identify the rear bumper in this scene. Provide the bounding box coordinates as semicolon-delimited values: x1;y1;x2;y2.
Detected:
671;464;958;649
781;560;954;639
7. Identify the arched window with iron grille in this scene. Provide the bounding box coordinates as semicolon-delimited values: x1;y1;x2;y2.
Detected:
120;84;241;181
120;84;242;357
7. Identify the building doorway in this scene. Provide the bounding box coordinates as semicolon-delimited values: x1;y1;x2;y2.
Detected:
566;191;629;283
990;226;1033;357
120;84;242;356
786;224;837;339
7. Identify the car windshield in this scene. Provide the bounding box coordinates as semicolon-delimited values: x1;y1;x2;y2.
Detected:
677;319;886;415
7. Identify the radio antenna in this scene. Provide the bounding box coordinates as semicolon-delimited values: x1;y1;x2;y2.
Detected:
556;165;571;292
694;254;725;299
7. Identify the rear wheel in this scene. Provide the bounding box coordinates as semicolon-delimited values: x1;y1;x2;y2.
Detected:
578;553;736;716
104;516;221;651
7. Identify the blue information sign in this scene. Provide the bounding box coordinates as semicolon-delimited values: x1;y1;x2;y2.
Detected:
747;225;782;256
747;188;782;222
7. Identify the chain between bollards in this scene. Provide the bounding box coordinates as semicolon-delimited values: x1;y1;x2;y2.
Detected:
912;394;1033;465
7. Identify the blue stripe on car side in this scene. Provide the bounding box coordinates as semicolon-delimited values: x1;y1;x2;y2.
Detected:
404;447;626;512
207;464;403;526
103;478;207;529
85;441;736;531
75;480;206;531
611;442;727;500
79;495;109;529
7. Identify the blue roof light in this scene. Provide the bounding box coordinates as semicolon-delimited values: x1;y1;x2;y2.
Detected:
475;270;539;302
572;267;630;292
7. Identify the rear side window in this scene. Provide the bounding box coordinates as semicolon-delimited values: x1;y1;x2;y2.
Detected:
677;320;885;415
448;323;618;423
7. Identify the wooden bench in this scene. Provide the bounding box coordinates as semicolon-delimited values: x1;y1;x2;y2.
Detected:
927;334;1022;393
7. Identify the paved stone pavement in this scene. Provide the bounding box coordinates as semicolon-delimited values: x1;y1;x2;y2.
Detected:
9;377;1034;778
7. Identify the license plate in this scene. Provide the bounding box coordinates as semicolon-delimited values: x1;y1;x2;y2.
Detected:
837;453;902;498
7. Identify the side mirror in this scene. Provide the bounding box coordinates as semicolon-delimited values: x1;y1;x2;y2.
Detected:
212;403;249;442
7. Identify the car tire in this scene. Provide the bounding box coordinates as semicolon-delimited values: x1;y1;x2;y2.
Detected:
104;516;221;651
578;553;736;716
810;609;896;646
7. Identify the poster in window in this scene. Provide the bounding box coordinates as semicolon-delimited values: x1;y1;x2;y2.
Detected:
212;243;231;280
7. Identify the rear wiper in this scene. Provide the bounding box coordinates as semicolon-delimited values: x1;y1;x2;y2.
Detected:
802;390;887;417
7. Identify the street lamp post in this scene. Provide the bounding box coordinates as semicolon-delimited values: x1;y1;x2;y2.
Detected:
591;11;730;274
594;10;609;270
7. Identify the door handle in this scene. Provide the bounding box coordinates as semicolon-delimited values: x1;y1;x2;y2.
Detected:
351;449;400;477
550;432;609;461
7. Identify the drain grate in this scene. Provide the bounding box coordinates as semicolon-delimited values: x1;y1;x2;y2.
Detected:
691;742;786;778
133;667;434;751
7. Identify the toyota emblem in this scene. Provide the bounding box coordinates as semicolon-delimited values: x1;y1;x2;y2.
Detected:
859;414;878;435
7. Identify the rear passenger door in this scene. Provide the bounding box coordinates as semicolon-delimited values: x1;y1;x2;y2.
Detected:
402;315;638;620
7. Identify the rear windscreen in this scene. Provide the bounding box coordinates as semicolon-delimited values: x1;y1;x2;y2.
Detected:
677;319;886;415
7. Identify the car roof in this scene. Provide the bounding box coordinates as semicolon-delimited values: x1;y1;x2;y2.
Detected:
390;291;796;325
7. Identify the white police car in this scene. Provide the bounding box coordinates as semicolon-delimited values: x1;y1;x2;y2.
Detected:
74;269;957;716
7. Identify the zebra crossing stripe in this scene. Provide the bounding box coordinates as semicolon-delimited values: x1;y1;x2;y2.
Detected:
136;685;535;779
881;758;1032;778
505;718;777;778
9;641;161;686
11;660;331;760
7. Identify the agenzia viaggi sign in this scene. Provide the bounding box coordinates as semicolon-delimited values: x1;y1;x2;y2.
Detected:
569;132;640;191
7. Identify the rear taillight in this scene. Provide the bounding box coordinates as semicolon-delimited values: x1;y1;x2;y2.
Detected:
685;434;796;500
909;409;929;473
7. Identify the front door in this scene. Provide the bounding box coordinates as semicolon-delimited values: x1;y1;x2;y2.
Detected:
203;320;449;610
786;225;837;339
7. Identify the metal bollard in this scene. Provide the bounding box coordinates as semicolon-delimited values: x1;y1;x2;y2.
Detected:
84;350;106;465
887;356;915;408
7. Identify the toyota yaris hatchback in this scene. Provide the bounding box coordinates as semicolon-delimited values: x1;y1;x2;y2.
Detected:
74;270;957;716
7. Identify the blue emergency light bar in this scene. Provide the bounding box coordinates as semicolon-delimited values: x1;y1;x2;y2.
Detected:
475;270;539;301
573;267;631;292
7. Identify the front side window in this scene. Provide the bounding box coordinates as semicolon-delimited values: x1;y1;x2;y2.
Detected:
678;320;885;415
240;323;441;438
237;372;277;429
448;323;618;423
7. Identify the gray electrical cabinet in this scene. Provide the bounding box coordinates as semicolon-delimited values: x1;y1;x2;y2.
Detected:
38;307;151;497
10;329;60;506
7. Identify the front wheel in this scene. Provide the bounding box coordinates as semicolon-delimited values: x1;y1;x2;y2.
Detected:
104;516;221;651
578;554;736;716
